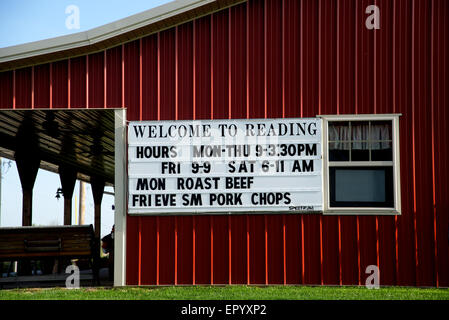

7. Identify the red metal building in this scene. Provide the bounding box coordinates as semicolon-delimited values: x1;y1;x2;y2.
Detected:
0;0;448;287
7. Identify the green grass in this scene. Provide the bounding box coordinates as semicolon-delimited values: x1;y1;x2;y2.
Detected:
1;285;449;300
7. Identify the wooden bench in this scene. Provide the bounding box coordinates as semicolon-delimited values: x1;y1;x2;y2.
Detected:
0;225;99;285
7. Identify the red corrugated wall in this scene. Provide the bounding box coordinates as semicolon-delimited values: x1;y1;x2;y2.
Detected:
0;0;448;286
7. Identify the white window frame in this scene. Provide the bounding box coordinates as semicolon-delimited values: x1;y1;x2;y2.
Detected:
318;114;401;215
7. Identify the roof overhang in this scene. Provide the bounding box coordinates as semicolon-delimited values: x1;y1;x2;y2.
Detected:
0;109;116;185
0;0;244;72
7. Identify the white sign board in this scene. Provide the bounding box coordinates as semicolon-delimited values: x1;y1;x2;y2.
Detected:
128;118;322;214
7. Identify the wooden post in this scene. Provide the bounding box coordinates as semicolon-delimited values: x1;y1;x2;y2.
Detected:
91;177;105;241
15;116;40;227
59;166;77;225
15;149;40;227
21;189;33;226
14;119;40;275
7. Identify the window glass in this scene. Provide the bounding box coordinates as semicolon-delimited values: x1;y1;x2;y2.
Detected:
351;121;369;161
329;122;350;161
329;167;394;208
335;169;385;202
329;122;350;142
370;120;392;161
371;141;392;161
329;142;350;161
351;121;369;141
351;142;369;161
370;121;392;141
329;120;393;162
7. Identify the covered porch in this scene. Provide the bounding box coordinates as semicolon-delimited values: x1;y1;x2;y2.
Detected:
0;108;116;286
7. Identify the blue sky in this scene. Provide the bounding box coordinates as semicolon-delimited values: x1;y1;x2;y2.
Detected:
0;0;172;236
0;0;172;47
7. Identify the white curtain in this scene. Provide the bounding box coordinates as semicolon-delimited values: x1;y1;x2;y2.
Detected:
329;122;391;150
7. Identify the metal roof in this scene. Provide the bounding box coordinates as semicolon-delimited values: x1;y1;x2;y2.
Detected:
0;0;243;72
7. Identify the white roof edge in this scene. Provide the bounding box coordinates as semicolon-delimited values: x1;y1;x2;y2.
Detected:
0;0;215;64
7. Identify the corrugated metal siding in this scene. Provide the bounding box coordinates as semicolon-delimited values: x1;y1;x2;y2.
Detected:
0;0;448;286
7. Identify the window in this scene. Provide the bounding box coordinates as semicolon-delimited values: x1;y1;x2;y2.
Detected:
321;115;401;214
